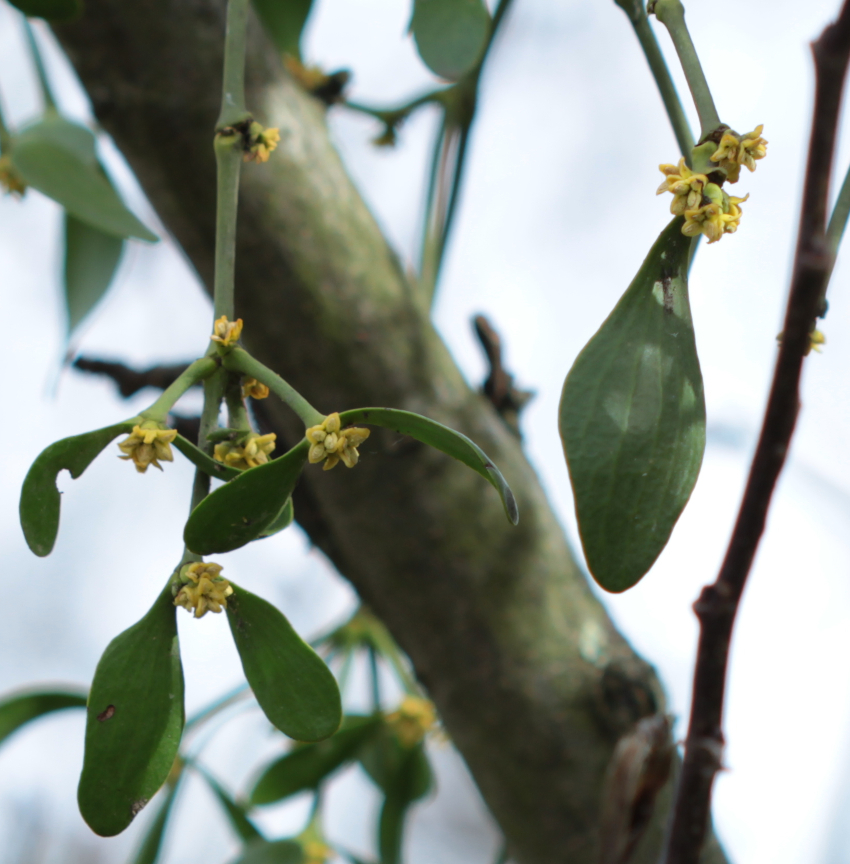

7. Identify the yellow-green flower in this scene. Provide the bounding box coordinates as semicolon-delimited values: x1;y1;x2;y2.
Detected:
386;696;438;748
118;422;178;473
244;122;280;164
657;158;708;215
738;124;768;172
211;315;243;347
306;412;370;471
174;562;233;618
242;377;270;400
710;124;767;182
213;432;277;470
808;329;826;355
682;184;748;244
0;155;25;197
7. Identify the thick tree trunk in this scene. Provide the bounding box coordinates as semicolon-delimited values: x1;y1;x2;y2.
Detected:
53;4;726;862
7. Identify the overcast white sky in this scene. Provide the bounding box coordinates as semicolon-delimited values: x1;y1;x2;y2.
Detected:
1;1;850;863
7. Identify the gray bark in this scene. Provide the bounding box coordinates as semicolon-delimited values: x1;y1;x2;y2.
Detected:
52;4;727;862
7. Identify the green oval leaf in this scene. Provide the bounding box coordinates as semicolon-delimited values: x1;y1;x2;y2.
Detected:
229;840;304;864
258;497;294;538
183;441;309;555
411;0;491;81
11;120;157;242
0;687;87;748
339;407;517;525
251;715;381;805
558;216;706;593
78;586;185;837
377;743;434;864
172;434;241;482
7;0;81;21
64;212;124;334
226;584;341;742
17;116;97;164
252;0;314;59
20;422;134;557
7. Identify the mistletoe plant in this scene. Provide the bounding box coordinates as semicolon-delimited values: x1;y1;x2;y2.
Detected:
2;0;517;854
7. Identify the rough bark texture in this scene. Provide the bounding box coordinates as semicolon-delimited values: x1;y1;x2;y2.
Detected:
53;4;727;862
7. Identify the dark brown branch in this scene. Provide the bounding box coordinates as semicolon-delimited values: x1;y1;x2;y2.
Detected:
662;4;850;862
472;314;534;439
73;357;192;398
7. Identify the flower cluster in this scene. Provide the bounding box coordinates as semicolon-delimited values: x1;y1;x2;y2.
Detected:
0;155;25;197
213;432;277;470
118;422;177;473
386;696;438;748
242;376;269;400
710;125;768;184
173;562;233;619
243;121;280;164
657;160;748;244
657;125;766;243
211;315;243;347
306;413;370;471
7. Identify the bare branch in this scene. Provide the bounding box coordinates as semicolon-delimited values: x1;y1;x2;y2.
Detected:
662;3;850;862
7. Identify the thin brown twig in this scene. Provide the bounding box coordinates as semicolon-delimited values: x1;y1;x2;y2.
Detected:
661;4;850;862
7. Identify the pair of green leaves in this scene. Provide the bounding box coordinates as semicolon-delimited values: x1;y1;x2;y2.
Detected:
77;582;340;836
9;115;157;335
559;217;706;592
410;0;491;81
184;407;518;557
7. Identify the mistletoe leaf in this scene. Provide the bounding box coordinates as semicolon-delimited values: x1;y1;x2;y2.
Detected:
251;715;381;805
252;0;314;59
78;587;185;836
226;584;341;742
7;0;81;22
559;216;706;592
229;840;304;864
0;687;87;748
339;407;517;525
183;441;308;554
64;212;124;335
12;119;157;241
411;0;491;81
20;422;134;557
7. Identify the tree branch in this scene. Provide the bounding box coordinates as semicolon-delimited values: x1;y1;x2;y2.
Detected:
662;4;850;862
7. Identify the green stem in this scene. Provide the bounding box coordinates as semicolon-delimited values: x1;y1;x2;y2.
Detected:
222;347;324;427
651;0;720;139
23;20;57;112
345;88;445;124
183;0;253;532
141;357;218;422
627;10;694;158
224;373;251;430
217;0;251;128
213;136;242;322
